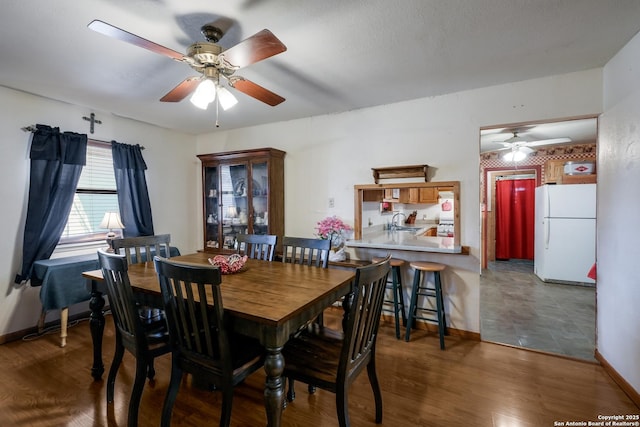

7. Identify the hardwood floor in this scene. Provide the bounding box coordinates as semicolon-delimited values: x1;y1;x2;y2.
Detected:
0;309;637;426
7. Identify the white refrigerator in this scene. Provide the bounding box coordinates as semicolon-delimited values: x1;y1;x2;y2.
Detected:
534;184;596;285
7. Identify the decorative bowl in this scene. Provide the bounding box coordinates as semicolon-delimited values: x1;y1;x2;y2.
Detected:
208;254;248;274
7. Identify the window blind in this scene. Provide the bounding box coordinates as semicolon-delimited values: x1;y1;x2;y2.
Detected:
59;142;119;243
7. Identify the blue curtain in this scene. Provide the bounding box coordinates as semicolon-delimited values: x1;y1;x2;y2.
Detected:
111;141;154;237
15;125;87;283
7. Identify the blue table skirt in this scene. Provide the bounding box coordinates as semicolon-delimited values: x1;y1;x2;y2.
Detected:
32;247;180;311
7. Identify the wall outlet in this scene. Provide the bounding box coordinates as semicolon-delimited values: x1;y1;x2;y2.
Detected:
328;197;335;208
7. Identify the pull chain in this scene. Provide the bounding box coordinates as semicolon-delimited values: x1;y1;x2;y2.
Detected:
215;96;220;128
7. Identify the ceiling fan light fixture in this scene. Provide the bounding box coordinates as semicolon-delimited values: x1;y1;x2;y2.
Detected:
503;148;528;162
190;79;217;110
217;86;238;110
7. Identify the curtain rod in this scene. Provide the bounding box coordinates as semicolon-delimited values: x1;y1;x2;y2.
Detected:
496;174;535;181
21;125;145;149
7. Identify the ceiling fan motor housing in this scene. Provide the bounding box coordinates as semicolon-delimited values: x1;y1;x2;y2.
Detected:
187;42;223;68
201;24;224;43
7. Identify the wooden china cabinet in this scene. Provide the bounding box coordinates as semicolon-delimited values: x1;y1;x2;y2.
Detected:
197;148;285;253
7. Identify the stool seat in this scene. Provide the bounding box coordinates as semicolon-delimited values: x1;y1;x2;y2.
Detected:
409;261;445;272
373;257;405;268
373;257;406;339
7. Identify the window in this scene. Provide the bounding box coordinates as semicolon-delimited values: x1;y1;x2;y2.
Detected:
59;141;119;244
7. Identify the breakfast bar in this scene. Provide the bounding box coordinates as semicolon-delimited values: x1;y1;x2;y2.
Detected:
347;226;463;254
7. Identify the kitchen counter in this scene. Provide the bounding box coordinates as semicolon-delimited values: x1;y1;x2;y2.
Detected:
346;226;463;254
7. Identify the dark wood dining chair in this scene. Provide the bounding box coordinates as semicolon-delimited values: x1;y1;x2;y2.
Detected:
112;233;174;327
153;256;265;427
282;235;331;330
235;233;276;261
282;255;391;427
97;250;171;427
281;236;331;267
111;233;173;264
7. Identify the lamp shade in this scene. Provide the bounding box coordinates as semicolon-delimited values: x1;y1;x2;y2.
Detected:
503;146;533;162
217;86;238;110
100;212;124;230
190;79;217;110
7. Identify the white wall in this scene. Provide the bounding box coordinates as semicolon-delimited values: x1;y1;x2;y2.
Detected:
599;31;640;394
196;68;603;334
0;86;199;336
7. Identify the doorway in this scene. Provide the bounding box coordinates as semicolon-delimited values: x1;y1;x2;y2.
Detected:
495;176;536;260
484;167;541;265
479;117;598;361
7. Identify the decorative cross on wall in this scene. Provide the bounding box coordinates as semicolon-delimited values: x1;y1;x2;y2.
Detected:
82;113;102;134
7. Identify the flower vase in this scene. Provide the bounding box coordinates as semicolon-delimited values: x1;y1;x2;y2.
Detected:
328;247;346;262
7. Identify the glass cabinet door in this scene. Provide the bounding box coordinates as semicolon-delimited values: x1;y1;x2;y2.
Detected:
220;163;249;248
251;161;269;235
204;165;220;249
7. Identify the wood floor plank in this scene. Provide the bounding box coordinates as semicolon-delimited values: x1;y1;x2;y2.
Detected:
0;310;636;426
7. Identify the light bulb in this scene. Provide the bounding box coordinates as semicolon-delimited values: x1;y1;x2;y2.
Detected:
217;86;238;110
503;149;527;162
190;79;216;110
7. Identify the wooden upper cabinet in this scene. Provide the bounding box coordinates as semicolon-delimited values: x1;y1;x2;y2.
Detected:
383;188;400;201
405;187;439;204
419;187;439;203
359;183;455;207
362;189;383;202
544;160;565;184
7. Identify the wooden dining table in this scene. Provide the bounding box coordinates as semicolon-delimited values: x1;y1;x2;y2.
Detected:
82;252;356;427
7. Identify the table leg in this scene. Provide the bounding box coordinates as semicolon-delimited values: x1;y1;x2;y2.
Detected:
88;280;105;380
264;346;284;427
37;309;46;334
60;307;68;348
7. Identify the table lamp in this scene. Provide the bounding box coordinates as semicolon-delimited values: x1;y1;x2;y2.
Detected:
99;212;124;252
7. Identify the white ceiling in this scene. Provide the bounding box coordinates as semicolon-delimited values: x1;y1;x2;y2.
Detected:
2;1;640;136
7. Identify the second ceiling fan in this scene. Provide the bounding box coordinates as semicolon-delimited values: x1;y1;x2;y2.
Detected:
497;131;572;151
88;19;287;111
495;131;572;162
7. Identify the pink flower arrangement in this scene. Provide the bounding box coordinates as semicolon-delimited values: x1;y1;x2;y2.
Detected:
315;216;353;247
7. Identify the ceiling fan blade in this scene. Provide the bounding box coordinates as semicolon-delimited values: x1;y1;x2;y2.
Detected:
525;137;572;147
88;20;184;61
160;77;201;102
219;29;286;69
228;77;285;106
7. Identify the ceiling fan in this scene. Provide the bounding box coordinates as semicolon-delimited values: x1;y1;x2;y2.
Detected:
497;131;572;149
495;131;572;162
87;19;287;112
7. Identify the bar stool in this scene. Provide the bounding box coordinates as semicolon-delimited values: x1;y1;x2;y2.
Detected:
373;257;406;339
405;261;447;349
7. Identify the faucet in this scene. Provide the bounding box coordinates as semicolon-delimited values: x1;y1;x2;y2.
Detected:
391;212;406;230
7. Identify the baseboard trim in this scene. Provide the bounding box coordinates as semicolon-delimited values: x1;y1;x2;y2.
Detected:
483;339;599;364
0;310;94;345
595;349;640;409
380;313;481;341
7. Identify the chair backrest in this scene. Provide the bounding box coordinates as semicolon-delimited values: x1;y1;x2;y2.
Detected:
281;236;330;268
235;234;276;261
111;234;172;264
97;250;148;350
338;255;391;382
153;256;231;375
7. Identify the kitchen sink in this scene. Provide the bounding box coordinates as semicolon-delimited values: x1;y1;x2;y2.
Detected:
390;225;425;233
